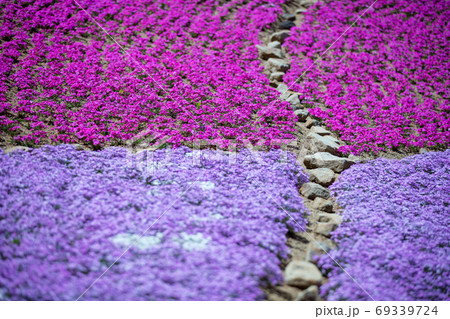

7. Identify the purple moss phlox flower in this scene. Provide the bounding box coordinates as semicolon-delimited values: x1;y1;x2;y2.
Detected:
320;150;450;300
0;145;308;300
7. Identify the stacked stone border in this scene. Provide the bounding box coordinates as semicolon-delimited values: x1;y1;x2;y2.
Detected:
259;0;360;301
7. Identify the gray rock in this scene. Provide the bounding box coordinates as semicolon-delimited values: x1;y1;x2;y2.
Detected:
279;21;295;30
270;31;290;43
277;83;289;94
300;0;318;7
268;58;290;72
307;241;332;263
282;13;296;21
286;93;301;107
294;109;309;122
304;152;356;173
314;222;338;237
256;45;285;60
284;261;323;288
324;135;341;145
277;83;291;100
317;213;340;224
311;126;331;136
295;8;307;14
305;118;315;128
295;286;319;301
267;41;281;49
312;197;333;212
308;168;335;187
269;72;284;82
305;132;340;155
300;182;330;200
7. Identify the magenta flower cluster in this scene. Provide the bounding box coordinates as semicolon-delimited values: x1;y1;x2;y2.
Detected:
320;150;450;300
284;0;450;154
0;145;307;300
0;0;295;148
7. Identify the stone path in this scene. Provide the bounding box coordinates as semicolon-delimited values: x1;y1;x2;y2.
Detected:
258;0;359;301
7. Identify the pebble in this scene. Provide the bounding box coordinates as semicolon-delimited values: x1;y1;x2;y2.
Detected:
294;109;309;122
286;93;301;107
295;285;319;301
269;72;284;82
311;126;331;136
305;118;315;128
279;21;295;30
304;152;356;173
307;241;332;263
314;222;338;237
267;58;290;72
267;41;281;49
284;260;323;288
311;197;333;212
256;45;285;60
270;31;290;43
300;182;330;200
305;132;340;155
282;13;296;21
308;168;335;187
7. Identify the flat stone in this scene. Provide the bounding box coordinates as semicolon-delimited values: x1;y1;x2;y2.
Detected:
311;126;331;136
300;0;318;7
276;83;289;94
314;222;338;237
305;118;315;128
295;286;319;301
270;31;290;43
284;260;323;288
306;132;340;155
256;45;285;60
279;20;295;30
300;182;330;200
269;72;284;82
282;13;296;21
317;213;340;224
312;197;333;212
267;41;281;49
307;241;332;263
268;58;290;72
286;93;301;107
277;83;291;100
324;135;341;145
304;152;356;173
294;109;309;122
274;285;301;300
295;8;307;14
308;168;335;187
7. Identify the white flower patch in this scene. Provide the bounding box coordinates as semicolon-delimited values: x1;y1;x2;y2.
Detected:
174;232;211;251
111;233;164;250
198;181;215;190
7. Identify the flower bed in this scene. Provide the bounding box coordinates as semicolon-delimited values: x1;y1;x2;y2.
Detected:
284;0;450;154
320;150;450;300
0;0;295;148
0;145;307;300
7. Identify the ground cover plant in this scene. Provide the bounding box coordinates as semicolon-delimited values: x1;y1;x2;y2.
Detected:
284;0;450;154
0;0;295;149
0;145;307;300
320;150;450;300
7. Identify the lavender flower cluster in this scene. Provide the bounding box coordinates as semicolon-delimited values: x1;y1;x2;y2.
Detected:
0;145;307;300
320;150;450;300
